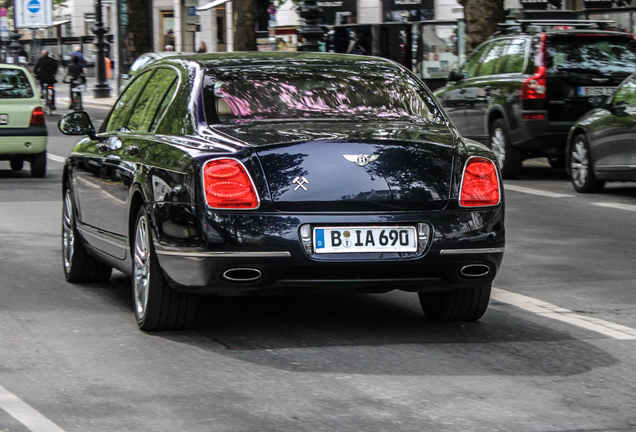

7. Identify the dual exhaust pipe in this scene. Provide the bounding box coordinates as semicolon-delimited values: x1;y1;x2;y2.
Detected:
459;264;491;278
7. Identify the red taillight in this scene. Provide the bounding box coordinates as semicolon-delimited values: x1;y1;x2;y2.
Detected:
203;159;259;209
30;107;45;125
521;33;547;100
520;66;547;100
460;157;500;207
522;113;546;120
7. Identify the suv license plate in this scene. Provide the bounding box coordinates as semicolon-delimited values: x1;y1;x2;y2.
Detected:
578;87;615;96
314;226;417;253
0;114;7;125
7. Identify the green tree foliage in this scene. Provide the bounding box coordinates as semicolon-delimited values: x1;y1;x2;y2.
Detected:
458;0;505;53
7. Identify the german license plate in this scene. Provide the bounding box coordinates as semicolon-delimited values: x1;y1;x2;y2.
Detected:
578;87;615;96
0;114;7;125
314;226;417;253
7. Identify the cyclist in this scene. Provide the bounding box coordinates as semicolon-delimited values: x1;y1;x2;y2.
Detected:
67;55;85;110
34;50;58;110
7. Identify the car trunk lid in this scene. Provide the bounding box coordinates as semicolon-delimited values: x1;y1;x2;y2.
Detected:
214;121;456;212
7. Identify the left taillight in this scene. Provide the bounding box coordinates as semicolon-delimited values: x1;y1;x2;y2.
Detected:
30;107;45;125
460;157;500;207
203;159;259;209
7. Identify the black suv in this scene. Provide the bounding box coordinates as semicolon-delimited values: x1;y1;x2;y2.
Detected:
434;19;636;179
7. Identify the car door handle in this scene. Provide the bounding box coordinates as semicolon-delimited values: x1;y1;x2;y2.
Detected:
124;145;140;156
96;142;109;153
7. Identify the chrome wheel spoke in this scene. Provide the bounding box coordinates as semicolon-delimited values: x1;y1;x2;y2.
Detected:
571;140;589;187
133;216;150;319
491;128;506;168
62;191;75;272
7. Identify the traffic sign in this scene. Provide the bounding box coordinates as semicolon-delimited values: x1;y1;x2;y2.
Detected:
187;6;197;16
0;8;7;17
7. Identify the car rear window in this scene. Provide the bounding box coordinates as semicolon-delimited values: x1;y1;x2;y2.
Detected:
547;35;636;75
203;65;443;124
0;69;34;98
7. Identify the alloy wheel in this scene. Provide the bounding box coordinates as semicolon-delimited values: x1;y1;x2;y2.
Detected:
490;127;506;169
133;215;150;320
571;139;589;188
62;190;75;274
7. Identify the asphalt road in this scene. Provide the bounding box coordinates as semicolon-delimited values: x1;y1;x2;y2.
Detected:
0;104;635;432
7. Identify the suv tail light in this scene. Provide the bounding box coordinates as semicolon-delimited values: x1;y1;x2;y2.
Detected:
460;157;500;207
30;107;46;125
520;33;547;100
203;159;259;209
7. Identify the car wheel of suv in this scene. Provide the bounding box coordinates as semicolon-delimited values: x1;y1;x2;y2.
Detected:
133;205;197;331
418;283;491;321
31;152;47;178
10;157;23;171
489;119;523;179
62;186;113;282
570;134;604;193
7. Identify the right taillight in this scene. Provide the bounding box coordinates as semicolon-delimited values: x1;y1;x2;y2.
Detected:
520;33;547;100
460;157;500;207
203;159;259;209
30;107;45;125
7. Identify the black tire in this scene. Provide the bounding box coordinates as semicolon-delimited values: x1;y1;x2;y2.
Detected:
132;205;197;331
10;157;23;171
62;186;113;282
548;156;566;169
569;134;604;193
418;283;492;321
489;119;523;179
30;152;47;178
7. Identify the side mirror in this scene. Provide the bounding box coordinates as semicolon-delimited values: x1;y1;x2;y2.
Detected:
610;104;628;117
448;69;464;83
58;111;97;139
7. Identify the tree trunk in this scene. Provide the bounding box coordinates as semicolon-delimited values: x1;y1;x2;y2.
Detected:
458;0;505;54
233;0;257;51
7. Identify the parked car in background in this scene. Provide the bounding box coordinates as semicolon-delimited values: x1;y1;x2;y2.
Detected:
434;19;636;179
566;72;636;192
0;64;47;177
119;51;194;91
58;52;505;331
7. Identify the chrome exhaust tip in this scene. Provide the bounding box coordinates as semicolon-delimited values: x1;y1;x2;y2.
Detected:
222;268;262;282
459;264;490;278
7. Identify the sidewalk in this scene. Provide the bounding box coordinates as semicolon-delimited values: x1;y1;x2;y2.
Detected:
54;74;119;110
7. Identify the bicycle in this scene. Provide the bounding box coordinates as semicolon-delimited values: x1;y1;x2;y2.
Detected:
69;78;84;111
41;83;55;116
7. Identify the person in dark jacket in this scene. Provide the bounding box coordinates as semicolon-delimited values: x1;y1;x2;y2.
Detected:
33;50;58;109
67;55;85;109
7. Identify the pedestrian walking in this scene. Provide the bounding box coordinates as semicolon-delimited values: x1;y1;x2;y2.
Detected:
198;41;207;53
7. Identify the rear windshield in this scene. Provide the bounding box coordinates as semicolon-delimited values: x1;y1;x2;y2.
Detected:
0;69;34;98
203;65;443;124
547;35;636;75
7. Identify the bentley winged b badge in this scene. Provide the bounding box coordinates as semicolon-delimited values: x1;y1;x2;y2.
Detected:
343;154;379;167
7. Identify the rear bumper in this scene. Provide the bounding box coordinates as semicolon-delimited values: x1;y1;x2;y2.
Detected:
151;203;505;295
0;135;47;155
509;114;571;155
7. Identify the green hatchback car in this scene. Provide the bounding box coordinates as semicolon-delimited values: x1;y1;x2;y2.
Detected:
0;64;48;177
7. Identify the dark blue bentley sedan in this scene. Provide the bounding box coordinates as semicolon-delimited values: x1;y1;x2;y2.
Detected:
58;52;505;330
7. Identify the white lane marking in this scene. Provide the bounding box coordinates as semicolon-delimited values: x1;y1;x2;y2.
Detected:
504;184;574;198
46;154;65;163
492;288;636;340
0;384;65;432
592;202;636;213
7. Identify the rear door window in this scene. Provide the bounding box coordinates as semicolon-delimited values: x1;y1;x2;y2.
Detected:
0;69;34;98
127;68;178;133
476;40;507;77
501;38;528;74
102;71;152;134
547;36;636;74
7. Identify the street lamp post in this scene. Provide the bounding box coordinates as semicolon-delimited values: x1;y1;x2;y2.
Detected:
9;0;22;64
92;0;111;98
296;0;324;52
